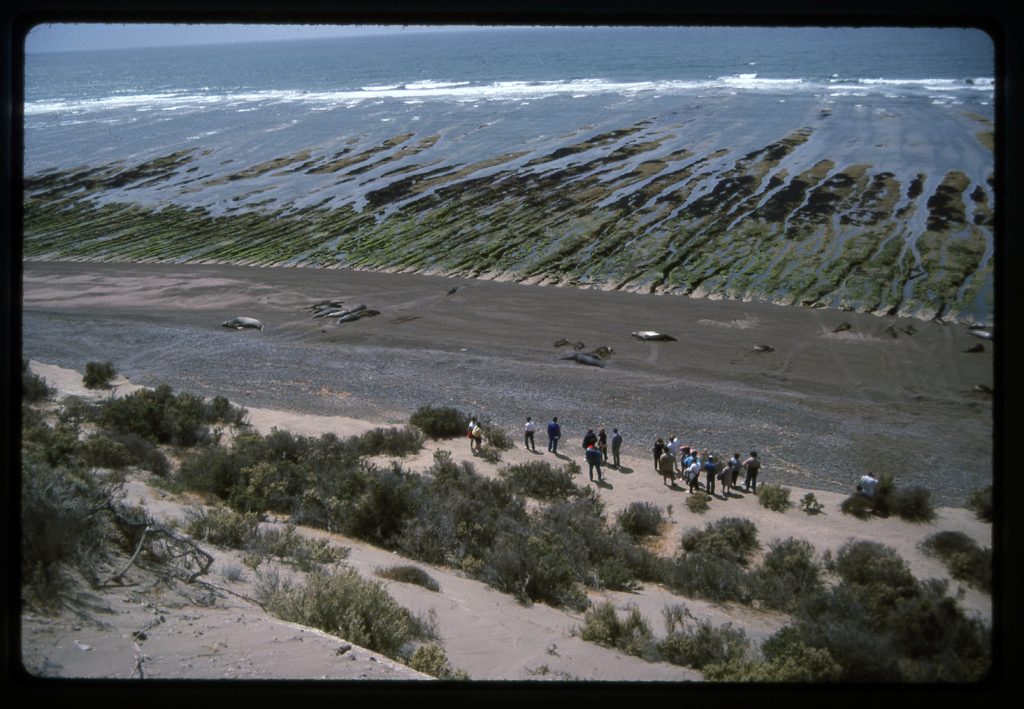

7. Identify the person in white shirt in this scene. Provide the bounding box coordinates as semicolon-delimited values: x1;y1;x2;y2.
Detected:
858;472;878;497
524;417;537;452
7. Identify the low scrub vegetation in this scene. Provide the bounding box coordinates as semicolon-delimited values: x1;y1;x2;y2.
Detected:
840;474;935;522
255;566;438;661
409;405;468;439
22;377;992;682
83;360;117;389
617;501;665;538
376;564;441;592
686;490;711;513
499;460;581;501
578;601;653;658
798;492;825;515
756;484;792;512
967;485;993;523
657;604;751;671
22;360;54;402
920;531;992;593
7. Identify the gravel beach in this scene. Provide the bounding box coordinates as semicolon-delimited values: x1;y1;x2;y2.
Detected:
22;259;993;506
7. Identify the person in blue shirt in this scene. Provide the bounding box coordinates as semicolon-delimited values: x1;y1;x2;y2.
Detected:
704;455;717;494
547;417;561;453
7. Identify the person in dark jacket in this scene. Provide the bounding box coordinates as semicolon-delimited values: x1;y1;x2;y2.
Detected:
610;428;623;468
585;443;604;482
743;451;761;492
547;417;561;453
652;437;665;472
582;428;597;450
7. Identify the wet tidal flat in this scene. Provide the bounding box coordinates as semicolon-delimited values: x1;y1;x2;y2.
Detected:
22;260;993;507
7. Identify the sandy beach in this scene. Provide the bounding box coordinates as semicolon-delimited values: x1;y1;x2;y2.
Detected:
22;260;993;507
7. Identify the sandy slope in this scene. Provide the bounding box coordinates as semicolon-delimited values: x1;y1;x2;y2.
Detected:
17;362;992;684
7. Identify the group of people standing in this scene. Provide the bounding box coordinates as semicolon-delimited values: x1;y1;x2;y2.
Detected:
528;416;761;493
652;436;761;495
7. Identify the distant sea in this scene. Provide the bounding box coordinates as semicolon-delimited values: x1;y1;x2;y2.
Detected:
22;26;997;322
24;26;995;172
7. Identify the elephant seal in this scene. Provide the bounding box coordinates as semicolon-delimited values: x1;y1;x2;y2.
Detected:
973;384;993;394
447;286;459;296
753;344;774;352
831;322;851;333
222;317;264;331
307;299;345;311
337;308;380;324
553;338;572;348
969;329;993;340
573;341;585;351
561;353;606;368
903;324;916;335
314;308;346;319
632;331;677;341
884;324;899;339
964;343;985;353
592;345;614;358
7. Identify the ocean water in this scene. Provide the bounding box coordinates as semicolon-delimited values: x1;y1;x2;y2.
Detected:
23;26;995;171
22;26;997;323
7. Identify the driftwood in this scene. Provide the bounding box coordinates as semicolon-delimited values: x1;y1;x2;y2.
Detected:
103;505;214;586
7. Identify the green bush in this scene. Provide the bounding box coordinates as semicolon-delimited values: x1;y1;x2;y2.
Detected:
83;360;117;389
376;565;441;592
177;446;245;500
829;540;917;591
579;601;653;658
798;492;825;515
409;405;468;439
480;420;514;451
21;417;82;468
866;473;896;517
750;538;822;612
686;490;711;513
257;566;430;660
756;484;792;512
888;486;936;522
840;493;874;519
80;434;134;470
499;460;580;501
22;360;54;402
709;626;842;681
476;443;503;463
663;551;751;603
617;501;665;538
920;531;991;593
106;431;170;476
407;642;469;680
355;426;426;457
247;524;347;571
657;604;751;670
184;506;261;549
967;485;993;523
680;517;760;566
21;461;121;608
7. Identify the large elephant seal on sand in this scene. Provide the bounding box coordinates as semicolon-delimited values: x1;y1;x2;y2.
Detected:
222;317;264;331
561;352;606;368
632;331;677;341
